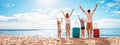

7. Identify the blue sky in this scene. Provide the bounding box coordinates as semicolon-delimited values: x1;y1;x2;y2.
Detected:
0;0;120;29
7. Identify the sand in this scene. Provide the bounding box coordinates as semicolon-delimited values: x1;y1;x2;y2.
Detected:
0;35;120;45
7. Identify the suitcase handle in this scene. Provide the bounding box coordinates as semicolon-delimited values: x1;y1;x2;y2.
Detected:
75;22;78;27
94;23;98;29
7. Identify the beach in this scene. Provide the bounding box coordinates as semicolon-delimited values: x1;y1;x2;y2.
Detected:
0;35;120;45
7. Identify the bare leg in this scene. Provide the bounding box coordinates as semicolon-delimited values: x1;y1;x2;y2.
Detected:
58;30;61;39
60;31;61;38
90;23;93;38
87;30;90;38
57;31;61;44
65;26;72;44
58;30;59;38
66;28;68;39
81;30;82;38
68;27;70;39
86;23;90;38
66;26;70;39
81;30;84;38
83;30;84;38
90;30;92;38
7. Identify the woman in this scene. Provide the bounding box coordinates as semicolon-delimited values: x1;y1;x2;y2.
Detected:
61;9;74;39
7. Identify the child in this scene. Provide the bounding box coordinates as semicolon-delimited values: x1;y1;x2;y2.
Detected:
61;9;74;39
78;15;85;38
57;18;63;39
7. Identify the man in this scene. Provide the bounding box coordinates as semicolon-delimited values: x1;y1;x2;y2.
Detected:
80;4;98;38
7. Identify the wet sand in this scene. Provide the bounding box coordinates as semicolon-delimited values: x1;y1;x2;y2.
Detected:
0;35;120;45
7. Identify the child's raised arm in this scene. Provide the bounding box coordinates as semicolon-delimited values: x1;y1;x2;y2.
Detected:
61;18;63;24
61;10;65;17
78;15;81;21
80;6;87;15
56;18;58;21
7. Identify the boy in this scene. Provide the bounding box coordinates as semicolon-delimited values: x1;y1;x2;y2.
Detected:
78;15;85;38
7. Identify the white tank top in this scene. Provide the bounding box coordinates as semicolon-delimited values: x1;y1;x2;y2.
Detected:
66;18;70;24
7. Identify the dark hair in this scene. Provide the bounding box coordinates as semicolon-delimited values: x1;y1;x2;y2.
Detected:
87;9;91;13
66;13;69;18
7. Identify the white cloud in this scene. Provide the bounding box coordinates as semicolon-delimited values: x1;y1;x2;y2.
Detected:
0;8;73;29
0;8;120;29
35;0;61;8
0;15;8;21
97;0;105;4
94;18;120;28
112;11;120;15
100;0;105;3
107;2;117;7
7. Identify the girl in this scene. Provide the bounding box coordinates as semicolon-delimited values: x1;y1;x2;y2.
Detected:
57;18;63;39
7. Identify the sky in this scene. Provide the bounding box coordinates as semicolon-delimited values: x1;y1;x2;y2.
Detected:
0;0;120;29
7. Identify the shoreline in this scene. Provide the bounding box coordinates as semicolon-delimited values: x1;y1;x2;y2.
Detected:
0;35;120;45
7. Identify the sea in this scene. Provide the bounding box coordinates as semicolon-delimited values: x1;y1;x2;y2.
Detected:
0;28;120;38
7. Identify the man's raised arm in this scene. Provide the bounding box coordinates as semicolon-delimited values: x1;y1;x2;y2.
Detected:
92;3;98;15
80;6;87;15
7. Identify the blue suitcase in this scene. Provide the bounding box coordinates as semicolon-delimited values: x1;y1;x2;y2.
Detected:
72;22;80;38
72;27;80;38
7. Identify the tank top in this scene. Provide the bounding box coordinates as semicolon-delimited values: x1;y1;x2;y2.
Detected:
66;18;70;24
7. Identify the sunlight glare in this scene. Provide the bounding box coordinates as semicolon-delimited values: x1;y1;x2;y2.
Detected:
37;0;59;7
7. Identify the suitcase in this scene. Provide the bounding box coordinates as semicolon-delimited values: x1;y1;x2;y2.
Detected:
72;22;80;38
93;23;100;38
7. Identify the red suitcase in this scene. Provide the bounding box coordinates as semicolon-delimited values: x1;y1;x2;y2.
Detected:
93;23;100;38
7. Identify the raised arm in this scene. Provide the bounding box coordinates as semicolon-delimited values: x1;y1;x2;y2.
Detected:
78;15;81;21
61;18;63;24
61;10;66;17
70;9;74;17
56;18;58;21
80;6;87;15
91;3;98;15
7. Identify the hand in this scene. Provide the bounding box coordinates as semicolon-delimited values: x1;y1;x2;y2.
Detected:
78;15;80;17
61;9;63;11
78;15;80;18
96;3;98;7
61;18;63;20
61;10;62;11
72;9;74;11
80;6;82;8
